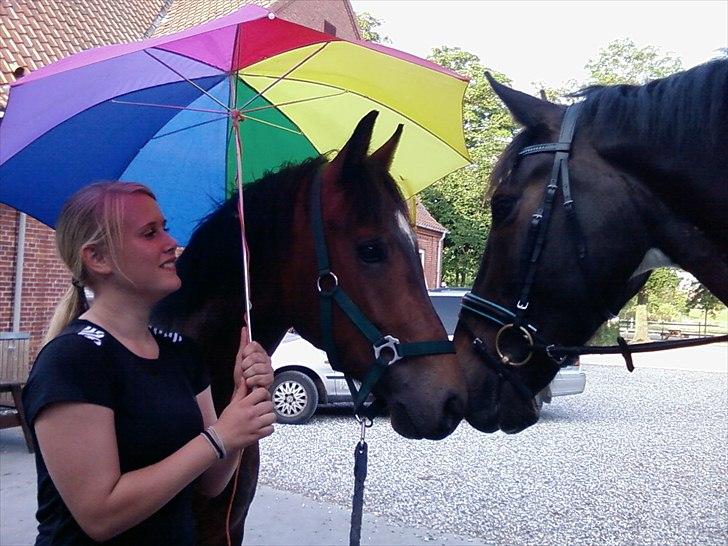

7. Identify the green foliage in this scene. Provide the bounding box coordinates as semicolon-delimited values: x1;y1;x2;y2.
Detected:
588;319;620;346
685;281;725;316
586;38;683;85
539;38;683;102
420;47;517;285
622;268;686;321
355;12;390;43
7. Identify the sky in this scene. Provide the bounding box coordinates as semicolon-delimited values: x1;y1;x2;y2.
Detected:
350;1;728;93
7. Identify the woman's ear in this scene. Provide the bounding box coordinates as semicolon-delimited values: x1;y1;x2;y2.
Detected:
81;244;113;277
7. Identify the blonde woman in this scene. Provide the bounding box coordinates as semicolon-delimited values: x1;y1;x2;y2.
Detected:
22;182;275;545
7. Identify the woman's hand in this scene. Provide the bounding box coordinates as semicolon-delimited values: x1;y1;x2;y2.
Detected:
233;326;274;393
214;388;275;452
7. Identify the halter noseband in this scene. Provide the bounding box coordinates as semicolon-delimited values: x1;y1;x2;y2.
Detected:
310;172;455;419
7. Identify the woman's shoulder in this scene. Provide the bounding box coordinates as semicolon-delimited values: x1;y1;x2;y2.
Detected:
38;319;110;359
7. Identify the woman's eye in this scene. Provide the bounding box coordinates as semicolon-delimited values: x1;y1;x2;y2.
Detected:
357;242;386;263
491;196;516;226
143;229;156;239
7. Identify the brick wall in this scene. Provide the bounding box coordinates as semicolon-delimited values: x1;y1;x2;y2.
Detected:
1;204;69;362
416;227;443;289
274;0;360;40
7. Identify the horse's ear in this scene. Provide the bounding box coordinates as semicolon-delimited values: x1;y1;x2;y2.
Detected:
325;110;379;183
485;72;563;130
369;123;403;170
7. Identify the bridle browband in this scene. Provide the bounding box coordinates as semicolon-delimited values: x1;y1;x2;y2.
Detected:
460;102;728;394
309;172;455;420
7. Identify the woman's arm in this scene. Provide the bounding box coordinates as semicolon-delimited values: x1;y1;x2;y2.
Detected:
35;386;274;541
197;333;276;497
35;402;217;542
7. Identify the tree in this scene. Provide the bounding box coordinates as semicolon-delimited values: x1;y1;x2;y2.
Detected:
685;282;725;334
419;47;517;285
586;38;683;85
538;38;683;103
356;12;390;43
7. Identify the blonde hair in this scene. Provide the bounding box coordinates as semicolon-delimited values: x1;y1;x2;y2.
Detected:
43;181;156;345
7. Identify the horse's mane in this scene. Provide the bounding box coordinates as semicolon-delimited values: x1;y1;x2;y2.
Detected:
489;58;728;194
154;156;326;321
153;151;409;323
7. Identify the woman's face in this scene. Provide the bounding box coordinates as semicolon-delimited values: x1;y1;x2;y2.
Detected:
110;192;181;302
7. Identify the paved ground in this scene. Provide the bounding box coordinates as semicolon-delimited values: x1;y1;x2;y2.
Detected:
2;344;726;545
0;429;480;546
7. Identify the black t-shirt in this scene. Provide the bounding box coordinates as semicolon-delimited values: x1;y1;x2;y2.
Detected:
22;319;210;546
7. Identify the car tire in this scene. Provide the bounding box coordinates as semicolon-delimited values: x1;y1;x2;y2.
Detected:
271;371;319;425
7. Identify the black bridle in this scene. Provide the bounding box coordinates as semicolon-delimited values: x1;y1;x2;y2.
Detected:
460;102;727;389
309;172;455;420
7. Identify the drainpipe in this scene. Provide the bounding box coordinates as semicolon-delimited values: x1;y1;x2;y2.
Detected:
436;230;446;288
12;212;26;332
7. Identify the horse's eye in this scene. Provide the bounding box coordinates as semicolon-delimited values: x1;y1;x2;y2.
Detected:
357;242;386;263
491;196;516;226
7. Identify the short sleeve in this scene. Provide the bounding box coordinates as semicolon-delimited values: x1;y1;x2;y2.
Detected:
22;334;115;426
179;337;210;395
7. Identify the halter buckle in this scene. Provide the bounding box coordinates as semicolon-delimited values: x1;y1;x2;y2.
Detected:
516;300;529;310
373;335;402;365
495;324;534;367
316;271;339;294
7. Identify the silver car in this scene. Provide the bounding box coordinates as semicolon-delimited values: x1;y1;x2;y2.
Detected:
270;289;585;423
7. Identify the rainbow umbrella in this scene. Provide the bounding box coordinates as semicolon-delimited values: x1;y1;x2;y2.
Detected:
0;5;469;247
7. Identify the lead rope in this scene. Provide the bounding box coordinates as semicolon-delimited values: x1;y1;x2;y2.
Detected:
350;417;371;546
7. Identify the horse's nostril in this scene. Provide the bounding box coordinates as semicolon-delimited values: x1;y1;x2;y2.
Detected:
443;393;465;425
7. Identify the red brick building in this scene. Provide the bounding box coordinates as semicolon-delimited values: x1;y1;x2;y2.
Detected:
0;0;447;363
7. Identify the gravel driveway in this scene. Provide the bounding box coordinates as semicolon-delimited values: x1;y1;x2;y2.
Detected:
257;363;727;545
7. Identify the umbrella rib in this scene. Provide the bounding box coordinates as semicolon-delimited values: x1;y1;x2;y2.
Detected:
239;91;347;114
111;99;229;115
151;116;227;140
144;49;231;112
239;115;302;135
236;42;329;111
243;74;472;164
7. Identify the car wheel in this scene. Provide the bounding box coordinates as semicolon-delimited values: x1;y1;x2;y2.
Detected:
271;371;319;425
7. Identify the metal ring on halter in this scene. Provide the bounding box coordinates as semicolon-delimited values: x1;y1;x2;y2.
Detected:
316;271;339;294
373;335;402;365
495;324;534;366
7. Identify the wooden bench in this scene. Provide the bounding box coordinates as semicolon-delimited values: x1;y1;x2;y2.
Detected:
0;381;34;452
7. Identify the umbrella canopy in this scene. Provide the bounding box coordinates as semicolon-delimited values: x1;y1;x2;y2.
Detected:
0;5;469;245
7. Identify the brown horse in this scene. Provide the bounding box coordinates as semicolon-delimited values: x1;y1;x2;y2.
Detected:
456;59;728;434
152;111;467;544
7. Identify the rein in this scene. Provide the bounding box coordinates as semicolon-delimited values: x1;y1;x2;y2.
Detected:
309;171;455;546
461;101;728;387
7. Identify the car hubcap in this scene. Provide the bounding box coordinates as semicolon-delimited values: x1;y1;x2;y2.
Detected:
273;380;308;416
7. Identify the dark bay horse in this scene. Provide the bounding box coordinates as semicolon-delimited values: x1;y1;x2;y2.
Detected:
153;111;467;544
456;59;727;434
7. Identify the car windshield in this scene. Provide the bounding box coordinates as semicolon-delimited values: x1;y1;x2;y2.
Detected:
430;295;463;336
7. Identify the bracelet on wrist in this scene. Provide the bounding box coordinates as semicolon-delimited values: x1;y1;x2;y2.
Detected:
200;428;225;460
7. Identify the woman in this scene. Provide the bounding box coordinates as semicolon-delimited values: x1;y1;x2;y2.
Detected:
22;181;276;545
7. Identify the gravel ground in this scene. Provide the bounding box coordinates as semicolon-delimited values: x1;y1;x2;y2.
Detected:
257;363;727;545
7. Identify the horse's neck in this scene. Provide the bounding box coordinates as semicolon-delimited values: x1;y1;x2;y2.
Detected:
592;109;727;251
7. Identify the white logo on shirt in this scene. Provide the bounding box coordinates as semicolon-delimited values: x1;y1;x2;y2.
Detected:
150;327;182;343
77;326;105;346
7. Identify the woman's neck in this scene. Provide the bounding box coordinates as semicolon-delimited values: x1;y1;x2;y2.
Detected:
81;292;155;344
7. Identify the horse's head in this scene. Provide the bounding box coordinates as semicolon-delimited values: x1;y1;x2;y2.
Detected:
456;77;657;434
264;111;465;440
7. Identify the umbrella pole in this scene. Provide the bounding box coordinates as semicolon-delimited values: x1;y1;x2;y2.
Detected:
232;115;253;344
